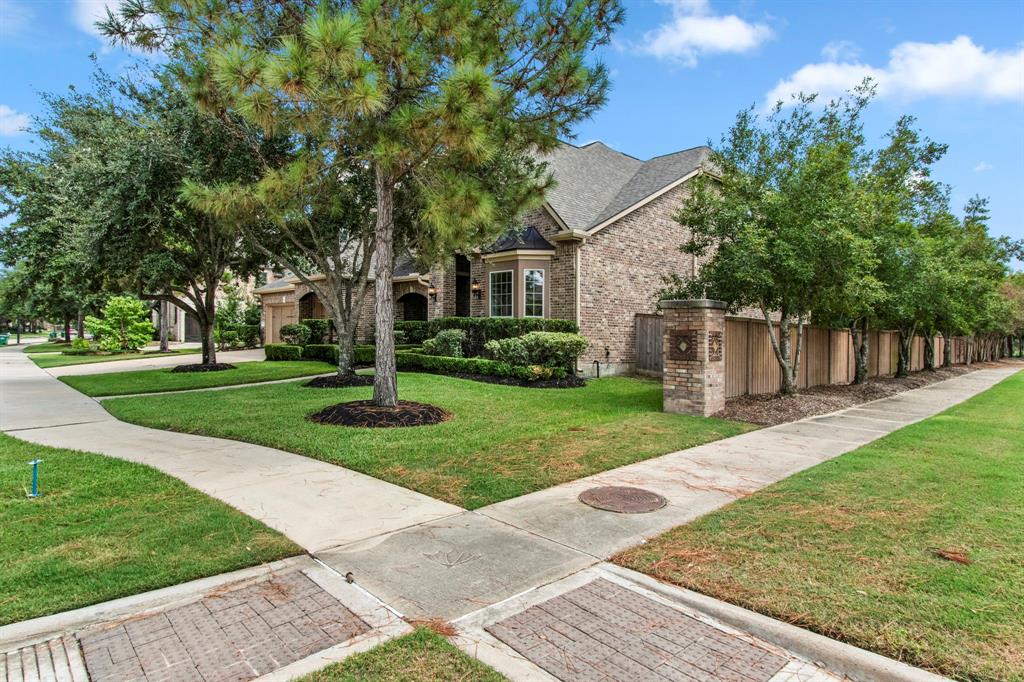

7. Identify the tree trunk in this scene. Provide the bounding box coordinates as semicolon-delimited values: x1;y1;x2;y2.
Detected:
923;335;934;370
942;330;953;368
896;325;915;378
77;311;85;340
851;318;869;384
159;300;169;352
63;316;71;342
372;169;398;407
762;308;797;396
200;291;217;365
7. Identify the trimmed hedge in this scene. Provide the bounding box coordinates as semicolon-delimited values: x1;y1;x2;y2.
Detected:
301;318;332;344
395;317;578;357
280;323;310;346
394;320;430;344
265;343;303;361
396;352;567;381
304;343;420;366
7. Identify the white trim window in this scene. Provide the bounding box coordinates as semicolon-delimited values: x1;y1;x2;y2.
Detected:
489;270;513;317
524;269;545;318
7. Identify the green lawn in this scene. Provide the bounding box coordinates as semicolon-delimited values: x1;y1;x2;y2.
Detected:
616;370;1024;682
0;433;299;625
30;347;199;368
22;341;73;353
62;360;334;397
103;374;752;509
299;628;505;681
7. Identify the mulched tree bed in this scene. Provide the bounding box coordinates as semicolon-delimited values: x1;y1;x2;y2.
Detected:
170;363;237;373
304;374;374;388
400;367;587;389
308;400;452;428
713;363;1004;426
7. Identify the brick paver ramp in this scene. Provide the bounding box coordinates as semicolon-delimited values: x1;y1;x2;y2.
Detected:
77;572;368;682
487;579;788;682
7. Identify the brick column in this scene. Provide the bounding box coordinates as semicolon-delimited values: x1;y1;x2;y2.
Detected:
661;299;726;417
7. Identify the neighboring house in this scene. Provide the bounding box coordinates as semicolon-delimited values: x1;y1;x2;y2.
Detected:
256;140;713;376
151;276;258;342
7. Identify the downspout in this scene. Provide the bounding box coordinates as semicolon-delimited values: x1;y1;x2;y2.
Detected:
575;242;582;376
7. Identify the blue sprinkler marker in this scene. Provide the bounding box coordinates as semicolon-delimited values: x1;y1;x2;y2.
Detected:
28;459;42;498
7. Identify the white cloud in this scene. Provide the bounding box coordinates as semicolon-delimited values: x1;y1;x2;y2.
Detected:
73;0;115;39
821;40;860;62
973;162;993;173
767;36;1024;107
0;105;30;136
639;0;774;67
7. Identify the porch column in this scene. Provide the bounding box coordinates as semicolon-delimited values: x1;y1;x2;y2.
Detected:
661;299;726;417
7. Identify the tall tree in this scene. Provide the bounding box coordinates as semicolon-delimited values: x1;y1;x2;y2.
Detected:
669;92;873;395
104;0;623;407
52;72;276;365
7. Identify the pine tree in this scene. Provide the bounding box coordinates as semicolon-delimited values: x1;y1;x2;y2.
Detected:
103;0;623;407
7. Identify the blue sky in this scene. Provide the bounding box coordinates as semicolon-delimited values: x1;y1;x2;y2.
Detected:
2;0;1023;255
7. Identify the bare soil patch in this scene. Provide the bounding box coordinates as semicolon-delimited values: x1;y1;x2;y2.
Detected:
308;400;451;428
304;374;374;388
715;361;1015;425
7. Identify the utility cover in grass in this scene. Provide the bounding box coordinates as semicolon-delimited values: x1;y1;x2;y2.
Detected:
171;363;237;373
309;400;451;428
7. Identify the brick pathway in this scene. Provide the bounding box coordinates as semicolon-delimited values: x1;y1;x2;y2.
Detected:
2;635;88;681
77;572;369;682
487;579;788;682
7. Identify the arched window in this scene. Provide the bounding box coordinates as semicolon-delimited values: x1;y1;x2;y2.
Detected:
397;292;428;321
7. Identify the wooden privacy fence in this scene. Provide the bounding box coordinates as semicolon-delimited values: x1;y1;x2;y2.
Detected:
724;318;968;398
635;314;663;376
634;313;970;397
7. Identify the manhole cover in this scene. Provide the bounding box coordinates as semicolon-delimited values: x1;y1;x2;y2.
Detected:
578;486;668;513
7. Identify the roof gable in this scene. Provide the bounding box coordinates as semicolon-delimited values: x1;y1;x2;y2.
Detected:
537;141;710;232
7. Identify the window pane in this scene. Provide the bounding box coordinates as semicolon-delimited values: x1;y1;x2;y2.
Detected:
524;269;544;317
490;271;512;317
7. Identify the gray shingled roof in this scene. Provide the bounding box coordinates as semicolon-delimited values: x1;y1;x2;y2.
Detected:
538;142;710;231
253;278;293;294
485;225;556;254
539;142;642;230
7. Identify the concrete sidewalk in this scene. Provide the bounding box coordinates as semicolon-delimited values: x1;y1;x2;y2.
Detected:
0;346;459;552
44;348;266;376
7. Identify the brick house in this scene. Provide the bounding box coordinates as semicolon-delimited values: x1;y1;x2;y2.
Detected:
256;140;711;376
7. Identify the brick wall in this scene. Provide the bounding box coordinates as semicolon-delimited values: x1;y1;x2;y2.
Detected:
578;184;696;374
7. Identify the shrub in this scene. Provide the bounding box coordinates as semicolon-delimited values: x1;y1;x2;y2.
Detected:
421;329;466;357
62;338;96;356
280;323;311;346
484;337;529;366
301;318;332;345
520;332;589;369
395;320;430;344
265;343;303;361
425;317;578;356
85;296;155;353
396;352;566;381
237;324;260;348
394;329;407;344
304;344;339;364
220;330;239;349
